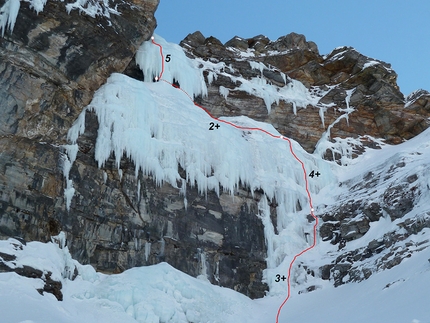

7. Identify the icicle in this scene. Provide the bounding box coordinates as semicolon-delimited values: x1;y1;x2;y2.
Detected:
136;34;208;99
207;71;218;85
67;108;86;144
249;61;265;75
196;248;209;281
64;180;75;211
214;260;220;282
144;242;151;262
159;237;165;257
51;232;67;249
166;222;173;238
343;88;355;126
134;237;140;251
281;72;287;85
200;251;208;278
62;144;79;211
319;106;326;128
0;0;20;37
219;86;229;99
60;110;88;210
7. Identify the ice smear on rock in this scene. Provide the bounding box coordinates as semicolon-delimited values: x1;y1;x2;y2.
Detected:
65;0;120;18
62;144;79;211
219;85;229;99
314;88;358;165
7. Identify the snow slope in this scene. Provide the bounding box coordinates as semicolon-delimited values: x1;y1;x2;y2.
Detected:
0;235;429;323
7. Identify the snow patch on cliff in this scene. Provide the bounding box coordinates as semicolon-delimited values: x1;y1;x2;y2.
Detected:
198;56;328;115
314;88;358;165
249;61;265;74
236;77;319;114
0;234;78;282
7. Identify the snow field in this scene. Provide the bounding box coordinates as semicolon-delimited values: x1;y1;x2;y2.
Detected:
1;234;429;323
271;248;430;323
0;237;258;323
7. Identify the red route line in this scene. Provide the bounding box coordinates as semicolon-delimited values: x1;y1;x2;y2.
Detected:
151;38;165;80
151;37;318;323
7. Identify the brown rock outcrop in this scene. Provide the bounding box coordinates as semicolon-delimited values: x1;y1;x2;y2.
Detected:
181;32;429;154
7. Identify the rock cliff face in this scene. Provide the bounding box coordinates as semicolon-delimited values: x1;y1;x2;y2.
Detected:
177;32;430;289
0;2;267;298
180;32;430;154
1;3;430;301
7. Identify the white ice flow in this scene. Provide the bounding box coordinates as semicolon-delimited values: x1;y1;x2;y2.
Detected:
67;33;337;292
136;34;208;99
52;33;430;323
66;70;335;288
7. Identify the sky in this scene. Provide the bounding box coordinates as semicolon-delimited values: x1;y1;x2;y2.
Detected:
155;0;429;96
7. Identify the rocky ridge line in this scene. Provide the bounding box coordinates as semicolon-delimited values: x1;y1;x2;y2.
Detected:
178;31;430;155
